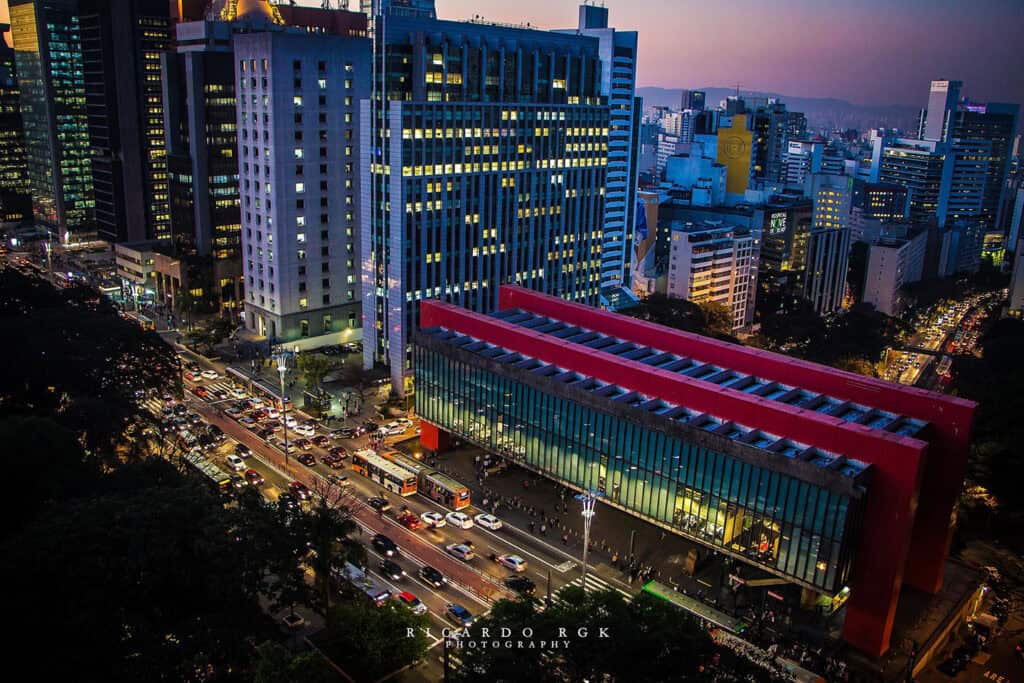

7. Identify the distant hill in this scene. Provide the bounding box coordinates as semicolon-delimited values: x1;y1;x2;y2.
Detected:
637;86;919;133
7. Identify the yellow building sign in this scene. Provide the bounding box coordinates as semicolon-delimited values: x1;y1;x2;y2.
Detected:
716;114;753;196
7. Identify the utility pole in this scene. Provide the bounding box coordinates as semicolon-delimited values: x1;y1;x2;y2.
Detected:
276;352;291;465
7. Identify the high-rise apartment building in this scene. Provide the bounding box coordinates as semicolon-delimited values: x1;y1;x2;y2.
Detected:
362;13;610;393
804;174;853;314
0;28;31;224
922;79;961;143
79;0;172;244
235;23;370;342
951;102;1019;231
862;231;926;316
10;0;95;237
879;138;947;226
559;4;640;297
666;220;759;331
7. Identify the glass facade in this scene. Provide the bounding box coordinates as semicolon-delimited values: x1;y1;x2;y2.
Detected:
416;343;863;593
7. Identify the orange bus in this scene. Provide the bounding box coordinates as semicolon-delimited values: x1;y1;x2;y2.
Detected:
382;451;471;510
351;449;417;496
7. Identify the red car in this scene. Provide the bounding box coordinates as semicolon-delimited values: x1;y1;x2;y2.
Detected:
313;435;331;448
183;371;197;381
245;469;264;486
289;481;310;500
328;446;348;460
296;452;317;467
325;455;346;469
250;409;268;420
397;512;422;530
294;438;313;450
194;386;209;398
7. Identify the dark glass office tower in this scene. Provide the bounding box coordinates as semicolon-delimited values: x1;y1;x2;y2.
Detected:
10;0;95;237
79;0;172;243
0;28;31;224
361;12;610;394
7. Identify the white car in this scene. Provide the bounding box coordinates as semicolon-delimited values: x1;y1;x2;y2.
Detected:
293;424;315;437
445;511;473;529
474;513;502;531
420;511;446;528
496;554;527;572
225;454;246;471
446;543;475;561
249;397;265;408
284;415;298;429
230;387;247;399
266;407;280;419
200;369;219;380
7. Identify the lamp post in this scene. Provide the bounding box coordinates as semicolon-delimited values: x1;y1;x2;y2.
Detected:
576;490;600;593
276;352;290;465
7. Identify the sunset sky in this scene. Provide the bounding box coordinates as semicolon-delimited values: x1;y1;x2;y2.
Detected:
2;0;1020;107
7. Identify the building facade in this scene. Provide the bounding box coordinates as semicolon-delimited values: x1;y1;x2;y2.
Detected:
235;25;370;342
0;28;31;224
666;220;758;332
79;0;172;244
10;0;95;237
862;232;926;316
361;14;610;393
804;174;853;315
415;285;975;657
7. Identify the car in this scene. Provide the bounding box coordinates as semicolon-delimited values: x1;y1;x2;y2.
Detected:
397;512;422;530
230;387;247;399
226;406;243;418
197;433;215;450
248;397;265;408
265;407;280;419
284;416;298;429
445;604;474;627
207;424;225;440
333;426;360;439
264;419;282;431
395;591;428;615
328;445;348;459
378;559;405;581
234;443;252;458
294;438;313;450
277;492;299;512
420;511;445;528
212;389;229;400
244;469;265;486
201;369;219;380
194;386;209;398
445;511;474;529
418;565;446;588
225;454;246;471
446;543;475;562
294;425;316;438
496;554;527;572
372;533;398;557
367;497;392;513
362;421;380;434
311;435;331;448
187;412;202;425
183;371;197;382
239;416;257;428
474;513;502;530
296;452;317;467
229;474;247;490
289;481;311;500
326;474;350;488
323;454;346;469
505;575;536;595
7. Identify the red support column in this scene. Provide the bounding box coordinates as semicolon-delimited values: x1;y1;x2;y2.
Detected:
420;421;450;453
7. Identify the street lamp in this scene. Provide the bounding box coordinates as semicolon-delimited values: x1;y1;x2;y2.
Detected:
576;490;602;592
276;352;291;465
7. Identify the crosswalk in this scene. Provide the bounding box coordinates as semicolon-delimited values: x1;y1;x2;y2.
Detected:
550;572;634;605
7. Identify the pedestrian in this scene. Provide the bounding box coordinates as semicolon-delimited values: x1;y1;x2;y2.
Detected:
540;524;546;535
562;533;569;545
529;521;535;534
611;552;618;566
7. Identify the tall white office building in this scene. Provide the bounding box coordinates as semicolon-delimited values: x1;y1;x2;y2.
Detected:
666;220;759;332
234;27;370;342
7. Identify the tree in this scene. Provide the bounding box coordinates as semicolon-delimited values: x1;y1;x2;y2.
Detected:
754;287;826;355
297;352;338;393
321;600;430;680
627;293;708;334
698;300;734;339
254;641;337;683
300;481;361;614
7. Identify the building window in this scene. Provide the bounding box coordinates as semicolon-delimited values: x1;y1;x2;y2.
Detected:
322;315;332;332
300;320;309;337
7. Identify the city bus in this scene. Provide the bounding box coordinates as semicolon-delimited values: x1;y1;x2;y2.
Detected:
125;312;156;331
383;451;471;510
351;450;417;497
183;450;232;496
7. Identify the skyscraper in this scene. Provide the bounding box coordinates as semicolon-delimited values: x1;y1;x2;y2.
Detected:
79;0;172;244
879;138;947;225
235;15;370;342
922;79;961;143
361;13;609;393
804;174;853;314
559;4;639;298
10;0;95;238
0;26;31;224
950;102;1019;231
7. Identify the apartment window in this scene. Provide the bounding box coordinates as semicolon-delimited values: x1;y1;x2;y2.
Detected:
319;112;327;125
320;230;328;241
321;246;329;257
296;216;306;227
348;312;356;328
321;262;330;273
298;266;306;276
294;113;302;125
344;96;352;106
292;59;301;71
322;278;330;289
318;79;327;90
294;78;302;89
322;294;330;305
318;60;326;72
293;96;303;107
295;182;305;193
345;79;352;89
296;199;305;209
298;282;306;292
294;131;303;141
320;213;328;225
320;164;328;175
346;289;355;301
322;315;332;333
300;320;309;337
319;95;326;107
296;164;304;177
296;232;306;243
